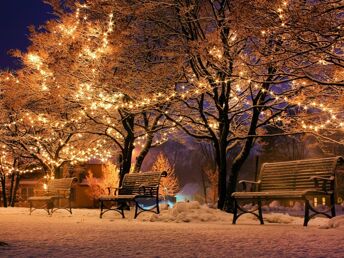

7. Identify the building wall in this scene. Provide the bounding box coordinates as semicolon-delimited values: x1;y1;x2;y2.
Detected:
8;164;105;208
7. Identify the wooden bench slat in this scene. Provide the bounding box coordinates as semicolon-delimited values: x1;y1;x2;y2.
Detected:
232;190;329;199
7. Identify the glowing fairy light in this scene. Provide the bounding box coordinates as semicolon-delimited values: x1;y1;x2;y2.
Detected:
27;53;42;66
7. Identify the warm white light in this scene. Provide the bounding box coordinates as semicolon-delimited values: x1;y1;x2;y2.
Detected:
28;54;42;65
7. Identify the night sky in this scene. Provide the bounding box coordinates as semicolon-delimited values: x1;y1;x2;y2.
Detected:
0;1;54;70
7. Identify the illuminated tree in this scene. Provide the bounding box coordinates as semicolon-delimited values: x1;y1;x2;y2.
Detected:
199;142;218;205
0;145;23;207
0;73;45;206
0;69;109;179
152;152;179;198
204;168;218;206
132;0;344;210
86;162;120;199
14;1;182;184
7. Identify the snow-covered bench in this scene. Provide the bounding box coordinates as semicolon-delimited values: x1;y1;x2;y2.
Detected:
232;157;344;226
98;171;167;219
28;177;77;215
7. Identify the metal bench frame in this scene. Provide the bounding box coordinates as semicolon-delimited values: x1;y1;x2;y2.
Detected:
28;177;77;215
98;171;166;219
232;157;344;226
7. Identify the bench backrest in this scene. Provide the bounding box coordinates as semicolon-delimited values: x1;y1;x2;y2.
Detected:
119;171;166;195
259;157;344;192
47;177;77;197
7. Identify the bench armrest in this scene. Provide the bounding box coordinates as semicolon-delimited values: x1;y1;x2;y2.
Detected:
106;187;120;195
310;176;334;192
238;180;261;192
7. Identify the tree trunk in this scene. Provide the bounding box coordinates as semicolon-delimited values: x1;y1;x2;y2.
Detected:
8;173;15;206
225;128;258;211
1;175;7;207
10;172;20;207
133;133;154;173
225;157;243;212
119;136;134;184
217;139;228;209
119;114;135;185
121;141;134;175
216;105;230;210
54;166;62;179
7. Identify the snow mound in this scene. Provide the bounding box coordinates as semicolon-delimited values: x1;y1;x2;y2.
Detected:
140;201;231;223
319;215;344;229
139;202;315;225
269;200;281;209
291;201;303;211
264;213;296;224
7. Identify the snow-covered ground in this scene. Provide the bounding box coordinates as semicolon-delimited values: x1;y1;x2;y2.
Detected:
0;202;344;258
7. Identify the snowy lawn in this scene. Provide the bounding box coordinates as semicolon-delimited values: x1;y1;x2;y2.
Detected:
0;202;343;258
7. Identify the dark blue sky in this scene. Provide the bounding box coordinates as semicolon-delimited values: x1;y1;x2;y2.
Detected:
0;1;54;70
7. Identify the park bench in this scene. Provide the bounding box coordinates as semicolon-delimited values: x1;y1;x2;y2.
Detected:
98;171;167;219
232;156;344;226
28;177;77;215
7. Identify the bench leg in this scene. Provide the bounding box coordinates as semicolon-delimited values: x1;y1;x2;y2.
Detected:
304;199;310;226
330;193;336;218
68;198;73;214
99;200;104;218
28;199;53;215
47;200;54;215
117;202;125;218
304;196;336;226
258;200;264;225
232;199;238;224
120;207;125;218
134;199;160;219
134;203;139;219
232;199;264;224
156;196;160;214
99;200;126;219
29;201;33;215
